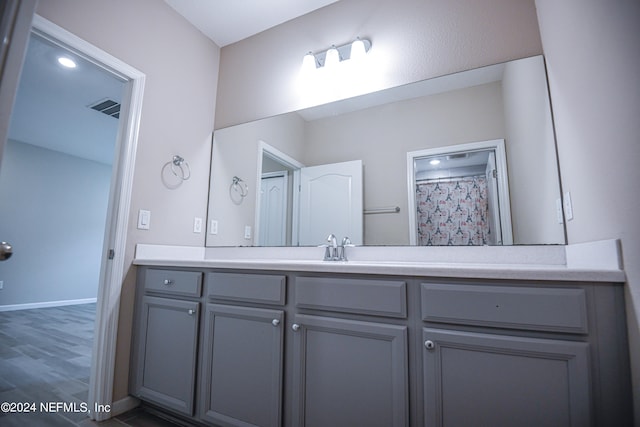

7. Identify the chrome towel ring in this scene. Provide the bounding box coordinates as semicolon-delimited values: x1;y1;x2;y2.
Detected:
161;155;191;189
230;176;248;204
170;155;191;181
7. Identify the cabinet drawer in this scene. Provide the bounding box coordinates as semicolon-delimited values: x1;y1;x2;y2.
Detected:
421;283;588;333
144;269;202;297
206;272;286;305
295;276;407;318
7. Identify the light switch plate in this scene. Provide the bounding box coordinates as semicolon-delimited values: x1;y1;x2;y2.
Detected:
137;209;151;230
244;225;252;239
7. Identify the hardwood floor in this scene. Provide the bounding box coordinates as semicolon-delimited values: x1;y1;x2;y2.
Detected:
0;304;179;427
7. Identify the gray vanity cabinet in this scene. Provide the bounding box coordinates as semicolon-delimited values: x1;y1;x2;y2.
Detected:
130;267;631;427
291;276;409;427
422;328;591;427
199;304;284;427
131;268;203;416
199;272;287;427
291;314;408;427
420;282;598;427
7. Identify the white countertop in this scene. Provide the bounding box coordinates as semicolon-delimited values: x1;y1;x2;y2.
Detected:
133;239;626;283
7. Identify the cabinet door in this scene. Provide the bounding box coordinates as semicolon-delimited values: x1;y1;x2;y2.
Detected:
422;328;591;427
292;314;408;427
133;296;200;416
199;304;284;427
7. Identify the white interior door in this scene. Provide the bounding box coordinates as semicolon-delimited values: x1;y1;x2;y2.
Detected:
259;173;287;246
485;151;502;245
298;160;363;246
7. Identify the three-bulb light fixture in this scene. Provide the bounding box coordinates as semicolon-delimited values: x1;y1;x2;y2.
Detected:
301;37;372;72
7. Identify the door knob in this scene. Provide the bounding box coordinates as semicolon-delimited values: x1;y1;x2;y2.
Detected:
0;242;13;261
292;324;300;331
424;340;435;350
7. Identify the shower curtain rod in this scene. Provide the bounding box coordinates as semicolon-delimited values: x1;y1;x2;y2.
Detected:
416;173;485;184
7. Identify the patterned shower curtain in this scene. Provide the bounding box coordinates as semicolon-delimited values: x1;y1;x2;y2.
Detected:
416;176;491;246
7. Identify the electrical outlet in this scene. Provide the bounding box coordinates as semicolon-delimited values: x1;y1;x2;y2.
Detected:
193;217;203;233
210;220;218;235
244;225;252;240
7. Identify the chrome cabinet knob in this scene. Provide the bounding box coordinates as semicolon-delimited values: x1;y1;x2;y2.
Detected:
188;309;195;315
424;340;435;350
163;279;174;286
0;241;13;261
272;319;280;327
292;323;300;331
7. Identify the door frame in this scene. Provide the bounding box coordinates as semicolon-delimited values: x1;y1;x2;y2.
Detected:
255;140;304;246
31;16;145;420
406;139;513;246
0;0;37;166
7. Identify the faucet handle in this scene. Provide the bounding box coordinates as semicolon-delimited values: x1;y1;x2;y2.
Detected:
318;243;332;261
338;237;355;261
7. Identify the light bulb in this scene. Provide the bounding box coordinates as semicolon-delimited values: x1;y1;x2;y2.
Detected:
324;46;340;68
350;38;366;60
302;52;317;73
57;56;77;69
430;159;441;165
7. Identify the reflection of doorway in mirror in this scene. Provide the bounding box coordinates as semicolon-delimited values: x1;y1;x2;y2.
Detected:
255;141;305;246
407;139;513;246
259;172;288;246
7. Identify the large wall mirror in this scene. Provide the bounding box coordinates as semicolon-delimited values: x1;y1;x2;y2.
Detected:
206;55;566;247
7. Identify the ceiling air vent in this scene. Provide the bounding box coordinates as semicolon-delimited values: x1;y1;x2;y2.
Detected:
89;98;120;119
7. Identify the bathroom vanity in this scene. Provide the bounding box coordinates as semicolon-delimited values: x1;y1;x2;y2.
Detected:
129;242;632;427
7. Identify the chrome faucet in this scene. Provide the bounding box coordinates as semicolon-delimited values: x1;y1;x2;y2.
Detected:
325;234;338;260
321;234;354;261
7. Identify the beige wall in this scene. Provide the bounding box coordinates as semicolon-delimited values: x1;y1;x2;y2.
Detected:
36;0;220;401
215;0;543;128
535;0;640;420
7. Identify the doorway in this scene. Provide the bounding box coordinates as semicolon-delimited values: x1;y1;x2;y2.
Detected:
0;15;144;421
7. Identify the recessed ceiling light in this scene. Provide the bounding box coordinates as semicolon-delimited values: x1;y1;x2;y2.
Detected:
429;159;441;165
57;56;77;69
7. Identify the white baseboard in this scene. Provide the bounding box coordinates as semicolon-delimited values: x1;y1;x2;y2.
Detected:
109;395;140;418
0;297;97;312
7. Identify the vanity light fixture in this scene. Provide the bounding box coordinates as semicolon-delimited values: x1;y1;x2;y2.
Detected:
302;37;372;71
57;56;77;69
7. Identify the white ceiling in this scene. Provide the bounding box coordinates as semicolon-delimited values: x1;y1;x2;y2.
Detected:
9;34;124;165
164;0;341;47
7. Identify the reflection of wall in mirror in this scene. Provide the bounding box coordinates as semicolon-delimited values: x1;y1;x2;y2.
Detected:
303;57;563;245
502;56;564;244
304;83;502;245
207;113;305;246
